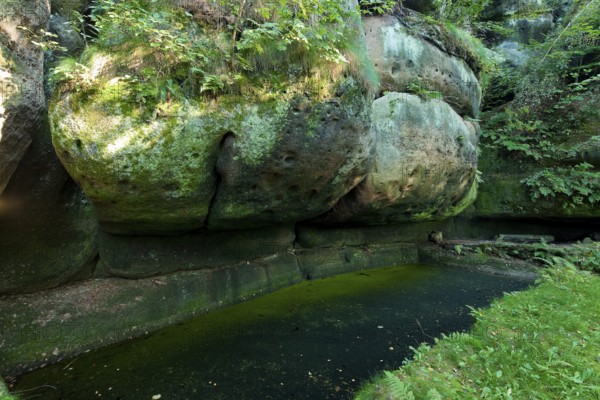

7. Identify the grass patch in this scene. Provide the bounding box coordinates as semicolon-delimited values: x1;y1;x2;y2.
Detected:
355;259;600;399
0;379;16;400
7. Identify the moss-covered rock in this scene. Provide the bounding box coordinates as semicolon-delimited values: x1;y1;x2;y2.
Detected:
475;148;600;219
0;253;303;376
318;93;479;225
50;66;372;233
50;1;374;234
50;84;224;234
96;225;296;278
364;14;482;117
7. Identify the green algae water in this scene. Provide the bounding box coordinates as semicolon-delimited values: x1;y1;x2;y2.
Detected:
13;264;533;399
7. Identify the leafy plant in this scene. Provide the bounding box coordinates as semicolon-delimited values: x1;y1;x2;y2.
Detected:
53;0;366;105
454;244;463;255
383;371;415;400
358;0;398;16
17;26;67;52
49;56;93;91
432;0;492;28
521;163;600;208
481;107;554;160
406;77;443;100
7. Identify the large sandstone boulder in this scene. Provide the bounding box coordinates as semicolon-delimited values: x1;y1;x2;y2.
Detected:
0;0;48;195
364;14;482;117
51;71;372;234
318;93;478;225
50;1;373;235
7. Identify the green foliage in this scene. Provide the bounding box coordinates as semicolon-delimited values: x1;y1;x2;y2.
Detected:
537;242;600;273
510;0;600;111
443;22;497;85
482;107;554;160
52;0;368;105
235;0;355;66
432;0;492;27
356;259;600;399
49;56;93;91
0;378;17;400
383;371;415;400
406;77;443;100
358;0;398;16
16;26;66;52
522;163;600;208
482;0;600;167
89;0;224;103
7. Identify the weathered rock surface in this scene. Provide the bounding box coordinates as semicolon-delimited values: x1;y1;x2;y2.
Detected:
319;93;478;225
0;114;98;295
364;14;482;116
0;0;49;195
495;41;530;67
207;81;372;230
49;13;84;53
0;1;98;295
576;136;600;164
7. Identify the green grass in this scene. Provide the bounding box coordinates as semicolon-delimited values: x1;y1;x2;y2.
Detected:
355;262;600;399
0;379;16;400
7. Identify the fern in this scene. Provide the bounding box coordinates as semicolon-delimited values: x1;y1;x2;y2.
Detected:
383;371;415;400
426;388;444;400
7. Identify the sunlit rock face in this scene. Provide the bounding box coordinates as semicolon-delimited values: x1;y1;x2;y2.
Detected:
317;93;479;225
0;0;48;195
363;14;482;117
51;77;372;234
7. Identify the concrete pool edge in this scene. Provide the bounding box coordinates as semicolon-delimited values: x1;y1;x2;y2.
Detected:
0;242;537;378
